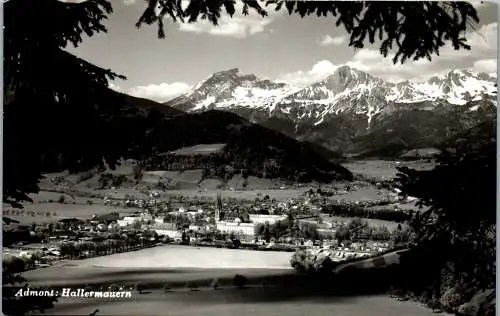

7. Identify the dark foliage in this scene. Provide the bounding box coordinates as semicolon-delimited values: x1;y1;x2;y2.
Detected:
98;173;129;189
3;0;186;208
139;1;478;64
185;281;199;290
3;257;58;316
4;0;125;207
393;118;496;309
254;219;320;241
142;110;353;182
233;274;249;288
162;282;171;292
321;202;411;223
290;249;336;274
134;282;146;294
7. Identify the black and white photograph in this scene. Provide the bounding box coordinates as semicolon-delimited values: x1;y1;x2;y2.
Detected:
2;1;497;315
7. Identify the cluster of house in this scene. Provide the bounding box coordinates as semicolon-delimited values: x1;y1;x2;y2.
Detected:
4;245;62;266
306;240;392;261
106;191;380;243
113;208;290;241
213;213;289;240
7;189;399;255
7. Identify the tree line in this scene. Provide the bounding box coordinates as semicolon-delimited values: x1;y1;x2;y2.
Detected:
321;202;412;223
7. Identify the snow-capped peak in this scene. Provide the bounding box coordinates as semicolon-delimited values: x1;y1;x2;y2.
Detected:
167;68;300;113
165;65;496;125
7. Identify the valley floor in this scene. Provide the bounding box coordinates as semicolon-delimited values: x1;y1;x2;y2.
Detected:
20;246;447;316
8;159;443;315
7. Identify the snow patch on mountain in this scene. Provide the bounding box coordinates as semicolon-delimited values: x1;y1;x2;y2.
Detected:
165;66;497;126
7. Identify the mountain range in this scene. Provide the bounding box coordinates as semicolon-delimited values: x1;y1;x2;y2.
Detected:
165;66;497;157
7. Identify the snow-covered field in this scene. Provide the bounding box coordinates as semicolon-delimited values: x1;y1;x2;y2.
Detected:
75;245;293;269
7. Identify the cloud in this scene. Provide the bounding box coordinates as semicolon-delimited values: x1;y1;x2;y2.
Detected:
473;59;497;74
345;49;434;82
110;82;191;102
319;35;346;46
108;83;123;92
348;23;497;81
123;0;137;5
177;1;280;38
277;60;339;87
278;22;498;84
431;22;497;62
179;17;273;38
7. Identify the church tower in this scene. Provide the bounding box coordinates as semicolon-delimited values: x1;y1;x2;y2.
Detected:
216;192;222;222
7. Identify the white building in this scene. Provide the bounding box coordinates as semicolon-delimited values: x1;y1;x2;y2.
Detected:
96;224;108;232
155;217;167;224
150;223;181;239
249;214;287;225
138;212;153;222
117;215;141;227
216;221;254;237
189;224;206;231
155;228;181;239
108;222;119;230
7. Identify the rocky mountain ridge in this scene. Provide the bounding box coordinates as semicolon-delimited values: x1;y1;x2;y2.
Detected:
166;66;496;125
165;66;497;156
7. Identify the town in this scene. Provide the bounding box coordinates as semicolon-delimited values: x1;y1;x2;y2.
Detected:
3;186;414;271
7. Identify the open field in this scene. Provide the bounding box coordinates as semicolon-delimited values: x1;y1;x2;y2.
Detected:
31;159;436;204
68;245;293;269
342;160;436;181
162;188;310;200
21;247;441;316
22;246;292;288
23;265;291;288
28;191;103;205
169;143;226;155
329;186;387;202
322;215;406;231
4;191;139;225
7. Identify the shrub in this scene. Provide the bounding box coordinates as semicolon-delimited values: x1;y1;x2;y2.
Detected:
108;283;120;291
260;277;269;289
78;171;95;183
133;164;145;183
439;285;470;312
185;281;198;291
162;282;171;293
210;278;221;290
134;282;146;294
57;195;65;204
233;274;248;289
289;250;311;273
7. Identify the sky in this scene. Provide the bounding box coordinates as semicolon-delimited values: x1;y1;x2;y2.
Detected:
68;0;499;103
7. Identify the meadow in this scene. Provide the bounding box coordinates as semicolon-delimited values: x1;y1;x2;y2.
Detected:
23;246;292;287
342;160;436;181
68;245;293;269
22;246;441;316
4;194;137;225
